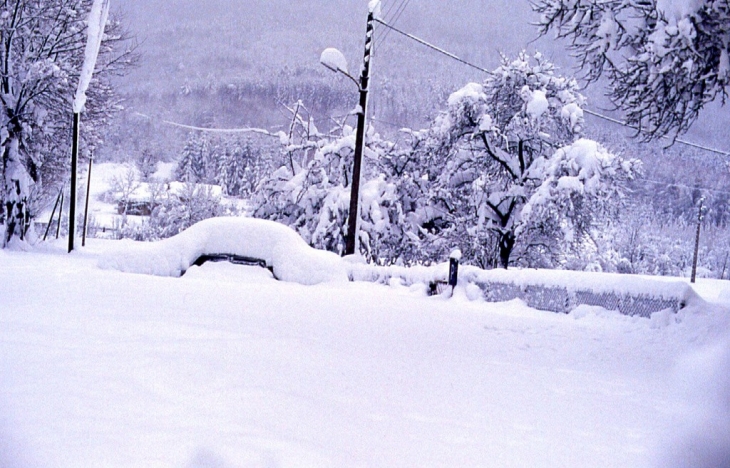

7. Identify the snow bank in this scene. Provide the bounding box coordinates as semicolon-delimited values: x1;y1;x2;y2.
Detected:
98;217;348;285
659;333;730;467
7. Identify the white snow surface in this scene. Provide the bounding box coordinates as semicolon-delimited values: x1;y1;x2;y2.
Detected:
524;87;549;118
447;82;484;107
99;214;696;305
656;0;704;20
98;217;348;285
73;0;110;113
350;261;698;305
1;242;730;467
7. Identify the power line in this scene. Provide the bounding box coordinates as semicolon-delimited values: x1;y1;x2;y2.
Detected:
374;18;492;75
390;0;412;26
133;112;281;138
583;109;730;158
376;19;730;158
376;0;412;49
640;178;730;198
381;0;402;21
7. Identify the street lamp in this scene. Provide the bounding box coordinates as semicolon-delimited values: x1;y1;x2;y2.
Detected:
319;2;377;256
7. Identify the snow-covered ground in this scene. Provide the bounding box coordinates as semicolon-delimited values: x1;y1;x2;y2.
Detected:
1;241;729;467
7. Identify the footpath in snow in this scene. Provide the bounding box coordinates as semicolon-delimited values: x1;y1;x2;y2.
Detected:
0;240;729;467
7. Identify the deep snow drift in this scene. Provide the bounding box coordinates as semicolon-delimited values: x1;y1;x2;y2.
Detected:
1;243;729;467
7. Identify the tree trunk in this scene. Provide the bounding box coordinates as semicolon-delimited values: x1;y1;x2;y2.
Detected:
498;231;515;269
2;135;28;246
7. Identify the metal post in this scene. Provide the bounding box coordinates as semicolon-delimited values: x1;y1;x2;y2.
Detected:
448;258;459;287
82;153;93;247
68;112;80;252
344;8;375;256
449;249;462;290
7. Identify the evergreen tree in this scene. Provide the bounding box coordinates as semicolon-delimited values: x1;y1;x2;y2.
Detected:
216;142;233;195
192;134;209;183
176;135;197;183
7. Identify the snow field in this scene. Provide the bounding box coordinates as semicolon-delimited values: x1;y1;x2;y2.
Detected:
1;244;730;467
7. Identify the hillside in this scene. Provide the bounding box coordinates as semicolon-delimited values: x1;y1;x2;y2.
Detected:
108;0;561;160
109;0;730;164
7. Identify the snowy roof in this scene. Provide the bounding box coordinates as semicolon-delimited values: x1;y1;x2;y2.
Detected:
124;182;224;203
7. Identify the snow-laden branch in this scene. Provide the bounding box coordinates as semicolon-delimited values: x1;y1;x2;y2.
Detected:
133;112;288;142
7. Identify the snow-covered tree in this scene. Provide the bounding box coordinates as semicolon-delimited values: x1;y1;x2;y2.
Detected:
254;125;356;255
532;0;730;139
175;133;209;183
253;111;403;261
415;52;638;268
0;0;135;245
219;138;262;198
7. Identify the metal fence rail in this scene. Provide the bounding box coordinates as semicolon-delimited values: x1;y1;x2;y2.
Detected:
349;263;694;317
476;281;684;317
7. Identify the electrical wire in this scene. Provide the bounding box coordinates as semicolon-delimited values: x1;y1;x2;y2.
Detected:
381;0;401;21
375;18;492;74
582;109;730;157
375;19;730;158
376;0;412;50
133;112;281;137
640;178;730;198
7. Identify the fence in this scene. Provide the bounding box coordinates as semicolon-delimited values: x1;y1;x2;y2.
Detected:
348;262;698;317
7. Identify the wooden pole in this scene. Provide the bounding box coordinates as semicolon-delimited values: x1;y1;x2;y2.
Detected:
68;112;80;252
56;191;64;239
43;188;64;241
691;198;705;284
82;153;93;246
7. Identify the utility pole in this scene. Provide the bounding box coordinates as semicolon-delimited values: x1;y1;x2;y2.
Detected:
68;112;79;252
344;5;376;256
69;0;109;253
691;197;705;284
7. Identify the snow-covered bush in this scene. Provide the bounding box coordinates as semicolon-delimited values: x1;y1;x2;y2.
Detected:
253;106;405;262
137;183;231;240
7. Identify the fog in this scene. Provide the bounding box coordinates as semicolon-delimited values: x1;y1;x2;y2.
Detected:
112;0;729;159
